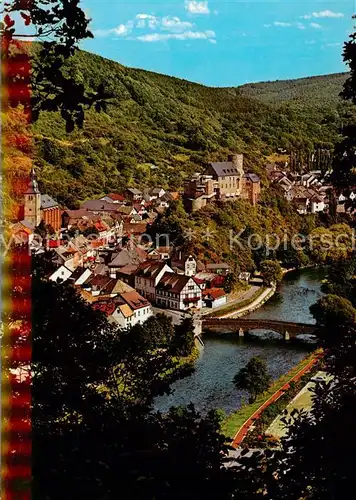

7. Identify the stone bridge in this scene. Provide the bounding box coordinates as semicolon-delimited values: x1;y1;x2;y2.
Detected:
202;318;318;341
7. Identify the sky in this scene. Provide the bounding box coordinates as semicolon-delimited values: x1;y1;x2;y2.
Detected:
81;1;356;87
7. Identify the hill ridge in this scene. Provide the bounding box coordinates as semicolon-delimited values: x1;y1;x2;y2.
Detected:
14;48;347;208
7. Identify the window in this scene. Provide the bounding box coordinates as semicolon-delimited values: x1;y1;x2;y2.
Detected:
188;285;194;290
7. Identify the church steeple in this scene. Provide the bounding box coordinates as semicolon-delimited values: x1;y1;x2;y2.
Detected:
24;167;41;227
25;167;40;195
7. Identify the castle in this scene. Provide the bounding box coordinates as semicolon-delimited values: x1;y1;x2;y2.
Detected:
24;168;61;231
183;154;261;212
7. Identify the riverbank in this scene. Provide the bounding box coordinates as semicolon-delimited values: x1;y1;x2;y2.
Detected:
222;349;323;447
203;266;317;320
206;286;275;319
155;267;326;415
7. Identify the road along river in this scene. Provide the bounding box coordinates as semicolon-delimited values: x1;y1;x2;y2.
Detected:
155;267;327;415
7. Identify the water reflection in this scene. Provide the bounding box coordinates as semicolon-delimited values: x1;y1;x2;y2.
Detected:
155;267;327;415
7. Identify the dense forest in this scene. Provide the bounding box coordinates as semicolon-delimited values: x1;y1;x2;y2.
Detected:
239;72;347;109
7;49;347;209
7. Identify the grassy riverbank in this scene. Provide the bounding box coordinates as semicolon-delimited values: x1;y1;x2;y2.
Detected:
222;349;322;439
176;346;200;367
208;286;268;318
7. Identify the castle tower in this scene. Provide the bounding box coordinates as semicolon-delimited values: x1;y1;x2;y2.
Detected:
24;167;41;227
228;154;244;194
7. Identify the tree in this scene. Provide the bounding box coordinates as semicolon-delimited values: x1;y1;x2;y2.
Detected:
7;257;237;499
331;26;356;199
260;260;283;287
171;315;196;357
224;272;238;293
310;294;356;333
35;219;55;238
233;356;271;403
322;258;356;307
1;1;111;131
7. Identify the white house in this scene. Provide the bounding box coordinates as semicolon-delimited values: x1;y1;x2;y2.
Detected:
301;173;319;188
111;291;153;329
147;246;171;261
310;195;326;214
156;272;202;311
49;265;73;283
202;288;227;309
73;268;93;286
134;261;174;302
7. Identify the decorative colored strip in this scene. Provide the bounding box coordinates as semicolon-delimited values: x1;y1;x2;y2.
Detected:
1;23;33;500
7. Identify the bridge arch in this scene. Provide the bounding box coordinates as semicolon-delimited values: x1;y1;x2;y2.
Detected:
202;318;317;339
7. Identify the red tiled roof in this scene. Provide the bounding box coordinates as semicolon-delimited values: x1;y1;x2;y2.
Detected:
203;288;226;300
47;239;66;248
90;239;106;249
107;193;125;202
120;291;151;310
94;220;109;232
123;223;147;235
116;264;139;276
92;300;116;316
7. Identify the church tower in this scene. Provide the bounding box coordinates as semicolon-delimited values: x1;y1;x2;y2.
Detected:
24;167;41;227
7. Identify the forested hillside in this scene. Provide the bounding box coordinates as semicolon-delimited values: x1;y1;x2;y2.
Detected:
238;73;348;109
8;48;347;209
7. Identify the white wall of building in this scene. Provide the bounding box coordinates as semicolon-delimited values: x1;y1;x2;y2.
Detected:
49;265;72;283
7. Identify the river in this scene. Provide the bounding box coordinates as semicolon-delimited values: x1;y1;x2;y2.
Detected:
155;267;327;415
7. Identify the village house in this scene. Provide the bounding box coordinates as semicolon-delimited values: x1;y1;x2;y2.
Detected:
285;185;326;215
206;262;231;276
193;272;225;290
125;188;143;202
52;245;83;271
91;290;153;330
134;261;174;302
123;222;148;237
99;193;126;204
310;194;326;214
23;168;62;232
202;288;227;309
117;205;138;217
301;173;319;188
171;253;198;277
48;265;73;283
148;187;166;200
156;272;203;311
81;275;135;299
108;241;148;282
62;209;89;229
110;291;153;329
10;220;35;246
115;264;140;287
81;199;120;214
68;267;93;287
147;246;172;261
